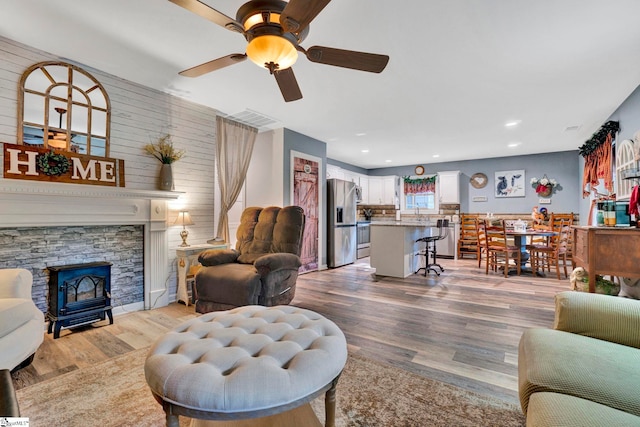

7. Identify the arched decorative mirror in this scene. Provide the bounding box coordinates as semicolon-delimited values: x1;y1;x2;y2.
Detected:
18;61;111;157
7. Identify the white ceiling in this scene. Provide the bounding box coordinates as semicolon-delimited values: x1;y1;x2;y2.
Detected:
3;0;640;169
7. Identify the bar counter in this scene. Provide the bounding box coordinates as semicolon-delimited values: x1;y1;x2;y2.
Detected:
370;221;437;278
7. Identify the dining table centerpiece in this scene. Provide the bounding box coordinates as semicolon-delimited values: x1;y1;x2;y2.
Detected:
144;134;185;191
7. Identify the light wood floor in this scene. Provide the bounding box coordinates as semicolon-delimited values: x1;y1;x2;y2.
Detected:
12;257;569;404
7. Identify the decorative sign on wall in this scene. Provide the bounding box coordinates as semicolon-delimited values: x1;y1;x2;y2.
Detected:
3;142;125;187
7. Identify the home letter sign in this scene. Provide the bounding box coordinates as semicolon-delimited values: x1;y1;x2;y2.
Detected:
3;143;125;187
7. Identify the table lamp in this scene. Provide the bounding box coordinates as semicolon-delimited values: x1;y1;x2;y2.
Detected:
174;211;194;247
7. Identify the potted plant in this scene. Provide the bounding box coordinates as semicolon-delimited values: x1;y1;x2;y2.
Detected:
530;176;558;197
144;134;185;190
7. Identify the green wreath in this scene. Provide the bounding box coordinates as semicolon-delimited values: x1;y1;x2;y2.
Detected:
403;176;436;184
37;150;71;176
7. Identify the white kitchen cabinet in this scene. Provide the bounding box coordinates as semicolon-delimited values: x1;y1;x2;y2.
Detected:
368;176;397;205
326;164;344;180
383;176;397;206
368;177;383;204
359;176;369;204
343;170;359;184
438;171;460;204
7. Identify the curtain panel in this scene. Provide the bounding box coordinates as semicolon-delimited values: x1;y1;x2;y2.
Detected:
214;117;257;243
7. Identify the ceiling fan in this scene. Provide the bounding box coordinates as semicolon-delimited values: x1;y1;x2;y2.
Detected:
169;0;390;102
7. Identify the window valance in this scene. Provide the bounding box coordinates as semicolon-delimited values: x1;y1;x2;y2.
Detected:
403;176;436;194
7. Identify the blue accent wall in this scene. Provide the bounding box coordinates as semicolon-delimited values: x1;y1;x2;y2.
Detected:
336;150;581;214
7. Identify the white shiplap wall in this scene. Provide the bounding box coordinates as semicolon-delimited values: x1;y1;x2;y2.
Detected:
0;36;219;301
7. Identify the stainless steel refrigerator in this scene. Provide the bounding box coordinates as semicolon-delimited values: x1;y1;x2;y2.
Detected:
328;178;357;267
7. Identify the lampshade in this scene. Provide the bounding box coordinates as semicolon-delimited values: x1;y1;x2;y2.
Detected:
174;211;194;247
246;35;298;71
174;211;194;227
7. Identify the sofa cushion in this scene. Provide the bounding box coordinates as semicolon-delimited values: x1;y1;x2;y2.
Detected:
0;299;37;338
527;392;640;427
519;328;640;416
554;291;640;349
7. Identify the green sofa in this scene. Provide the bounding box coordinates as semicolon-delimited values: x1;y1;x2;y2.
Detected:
518;291;640;426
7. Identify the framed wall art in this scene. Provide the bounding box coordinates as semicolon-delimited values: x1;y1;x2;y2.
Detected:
495;170;525;197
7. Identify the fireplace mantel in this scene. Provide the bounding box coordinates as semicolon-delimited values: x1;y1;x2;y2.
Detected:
0;179;180;310
0;179;184;200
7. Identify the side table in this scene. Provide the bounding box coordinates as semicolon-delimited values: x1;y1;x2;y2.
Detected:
176;243;227;305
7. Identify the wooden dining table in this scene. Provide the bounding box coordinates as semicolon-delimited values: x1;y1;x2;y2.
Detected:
506;229;558;275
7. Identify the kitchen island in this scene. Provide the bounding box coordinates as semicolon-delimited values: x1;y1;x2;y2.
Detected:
370;221;438;278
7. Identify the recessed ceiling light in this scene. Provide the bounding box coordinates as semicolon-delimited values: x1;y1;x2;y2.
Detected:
361;149;369;153
385;159;392;163
508;142;521;148
356;132;366;137
432;154;440;158
505;120;521;127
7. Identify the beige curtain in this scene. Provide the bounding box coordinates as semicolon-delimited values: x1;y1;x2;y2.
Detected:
212;117;257;243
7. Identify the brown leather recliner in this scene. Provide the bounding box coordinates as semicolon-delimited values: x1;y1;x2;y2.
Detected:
194;206;306;314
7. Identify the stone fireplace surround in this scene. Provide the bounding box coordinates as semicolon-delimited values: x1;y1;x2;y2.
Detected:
0;179;182;316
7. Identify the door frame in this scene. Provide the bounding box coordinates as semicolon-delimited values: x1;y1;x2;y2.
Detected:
290;150;324;270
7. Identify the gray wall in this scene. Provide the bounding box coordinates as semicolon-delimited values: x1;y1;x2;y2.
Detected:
574;83;640;224
609;84;640;141
334;150;581;215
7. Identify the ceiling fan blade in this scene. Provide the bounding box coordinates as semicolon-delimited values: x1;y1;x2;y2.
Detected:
168;0;243;33
280;0;331;33
273;68;303;102
179;54;247;77
304;46;389;73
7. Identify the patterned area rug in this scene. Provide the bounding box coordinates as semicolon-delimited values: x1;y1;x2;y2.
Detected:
15;348;525;426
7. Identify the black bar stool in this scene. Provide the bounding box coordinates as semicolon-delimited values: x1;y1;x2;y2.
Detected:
415;219;449;276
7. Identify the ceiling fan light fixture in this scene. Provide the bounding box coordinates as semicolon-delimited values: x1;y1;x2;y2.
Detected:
246;35;298;71
47;139;67;149
243;11;281;31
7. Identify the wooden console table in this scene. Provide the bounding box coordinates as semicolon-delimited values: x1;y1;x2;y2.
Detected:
572;226;640;293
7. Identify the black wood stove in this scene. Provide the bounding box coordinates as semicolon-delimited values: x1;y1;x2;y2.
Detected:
47;261;113;339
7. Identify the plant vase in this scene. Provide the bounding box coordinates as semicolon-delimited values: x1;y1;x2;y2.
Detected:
159;164;174;191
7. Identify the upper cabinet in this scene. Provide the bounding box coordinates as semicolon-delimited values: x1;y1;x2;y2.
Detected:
368;176;398;205
326;165;398;205
438;171;460;204
326;164;344;180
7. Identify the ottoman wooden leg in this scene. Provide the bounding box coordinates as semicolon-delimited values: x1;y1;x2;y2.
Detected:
166;412;179;427
325;376;340;427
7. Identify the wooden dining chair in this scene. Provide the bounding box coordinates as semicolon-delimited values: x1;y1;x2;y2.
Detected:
457;214;480;260
483;219;521;277
526;223;551;249
475;218;487;269
529;219;568;280
549;213;575;270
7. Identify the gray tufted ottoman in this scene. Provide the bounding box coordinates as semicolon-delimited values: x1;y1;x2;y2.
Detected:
144;305;348;427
